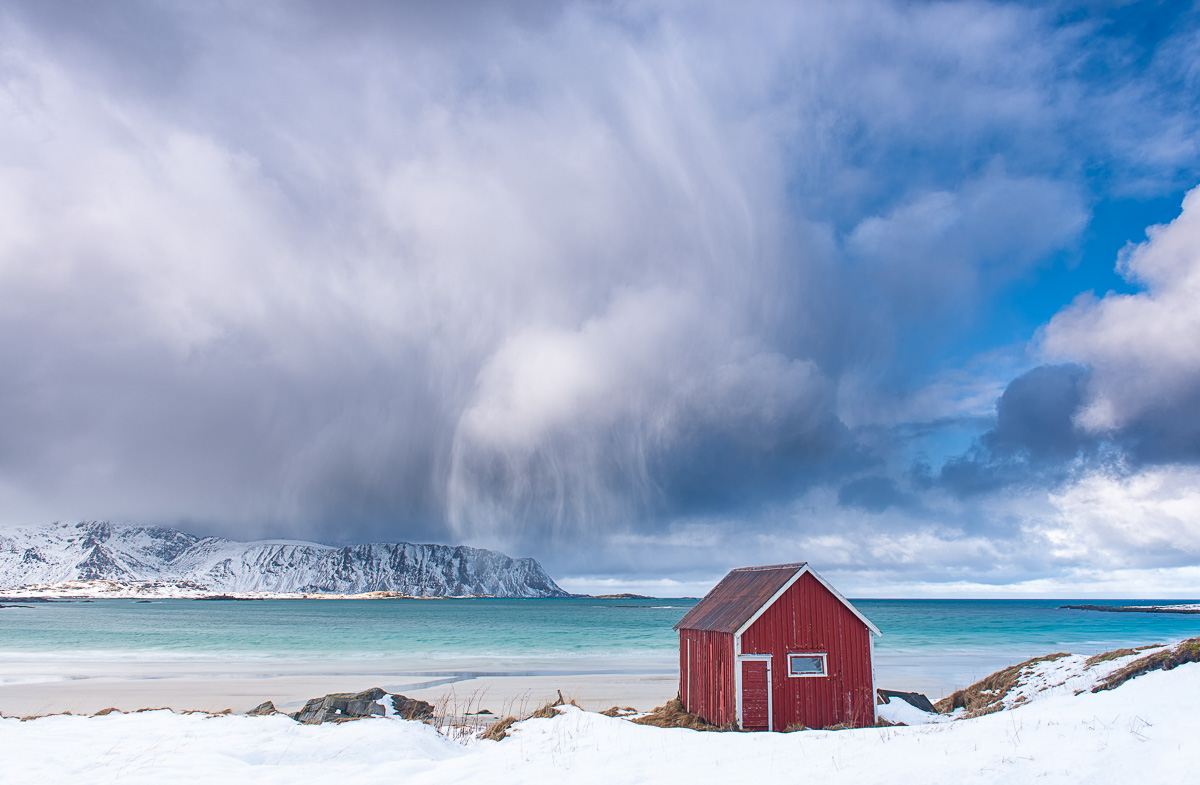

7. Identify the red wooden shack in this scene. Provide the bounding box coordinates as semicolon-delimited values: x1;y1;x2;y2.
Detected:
674;562;881;731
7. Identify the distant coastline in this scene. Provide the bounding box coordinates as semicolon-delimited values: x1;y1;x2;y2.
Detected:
1060;603;1200;615
0;578;607;601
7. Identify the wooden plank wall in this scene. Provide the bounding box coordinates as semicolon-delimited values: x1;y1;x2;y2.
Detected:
678;628;735;726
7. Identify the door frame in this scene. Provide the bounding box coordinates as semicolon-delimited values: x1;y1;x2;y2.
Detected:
735;654;773;731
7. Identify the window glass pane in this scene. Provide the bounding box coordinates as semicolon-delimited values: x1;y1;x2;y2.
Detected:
789;656;824;675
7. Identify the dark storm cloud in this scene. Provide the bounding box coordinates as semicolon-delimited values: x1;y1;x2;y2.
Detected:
985;364;1091;462
837;475;918;514
934;364;1093;497
2;1;1200;590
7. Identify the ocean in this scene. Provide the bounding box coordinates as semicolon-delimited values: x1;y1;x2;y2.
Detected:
2;598;1199;698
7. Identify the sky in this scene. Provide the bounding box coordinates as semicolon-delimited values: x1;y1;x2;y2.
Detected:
2;0;1200;597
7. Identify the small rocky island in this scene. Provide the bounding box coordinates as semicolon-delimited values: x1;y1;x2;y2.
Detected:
1060;603;1200;615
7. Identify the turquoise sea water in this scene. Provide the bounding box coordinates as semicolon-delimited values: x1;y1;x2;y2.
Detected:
2;598;1198;692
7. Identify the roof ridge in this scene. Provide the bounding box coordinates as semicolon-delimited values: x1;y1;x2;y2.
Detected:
729;562;806;572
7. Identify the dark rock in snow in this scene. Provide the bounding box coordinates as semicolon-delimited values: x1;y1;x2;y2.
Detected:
391;694;435;720
247;701;278;716
293;688;389;724
877;689;937;713
287;688;435;724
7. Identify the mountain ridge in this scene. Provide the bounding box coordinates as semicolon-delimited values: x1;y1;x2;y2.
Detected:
0;521;568;597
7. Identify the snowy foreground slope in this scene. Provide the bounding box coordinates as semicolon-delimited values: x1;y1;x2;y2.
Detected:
2;653;1197;785
0;521;567;597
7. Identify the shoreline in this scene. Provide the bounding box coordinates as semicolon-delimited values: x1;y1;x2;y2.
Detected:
0;579;574;601
0;649;1071;717
0;654;681;718
8;635;1192;722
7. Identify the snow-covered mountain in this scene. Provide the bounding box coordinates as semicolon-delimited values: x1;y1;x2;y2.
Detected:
0;521;568;597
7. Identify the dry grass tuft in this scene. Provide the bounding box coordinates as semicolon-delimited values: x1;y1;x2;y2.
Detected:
1085;644;1161;667
19;711;73;722
480;715;517;741
1092;636;1200;693
477;689;578;740
631;697;730;731
524;690;578;720
93;707;122;716
426;688;497;741
1085;648;1137;666
599;706;637;717
526;703;560;720
934;652;1070;717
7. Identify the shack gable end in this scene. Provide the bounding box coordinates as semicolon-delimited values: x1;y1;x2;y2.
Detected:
739;571;875;729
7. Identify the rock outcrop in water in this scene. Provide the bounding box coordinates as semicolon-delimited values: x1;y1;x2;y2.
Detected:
0;521;568;597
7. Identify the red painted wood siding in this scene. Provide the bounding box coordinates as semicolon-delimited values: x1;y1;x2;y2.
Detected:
740;572;875;729
678;628;735;726
740;660;769;730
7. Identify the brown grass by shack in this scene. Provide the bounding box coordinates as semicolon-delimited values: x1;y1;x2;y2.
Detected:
599;706;637;717
632;697;732;731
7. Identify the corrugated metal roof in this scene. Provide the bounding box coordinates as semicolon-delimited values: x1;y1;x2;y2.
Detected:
674;563;807;633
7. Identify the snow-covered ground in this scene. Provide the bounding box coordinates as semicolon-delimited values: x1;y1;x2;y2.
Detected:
3;648;1196;784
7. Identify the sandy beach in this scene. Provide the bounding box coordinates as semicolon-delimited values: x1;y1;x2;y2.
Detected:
0;651;990;718
0;638;1089;718
0;654;680;718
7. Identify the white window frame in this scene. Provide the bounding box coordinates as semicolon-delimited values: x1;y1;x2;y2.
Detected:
786;652;828;678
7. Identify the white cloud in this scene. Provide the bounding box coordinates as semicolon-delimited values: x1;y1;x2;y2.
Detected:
1037;466;1200;567
837;566;1200;599
847;171;1087;313
1042;186;1200;432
